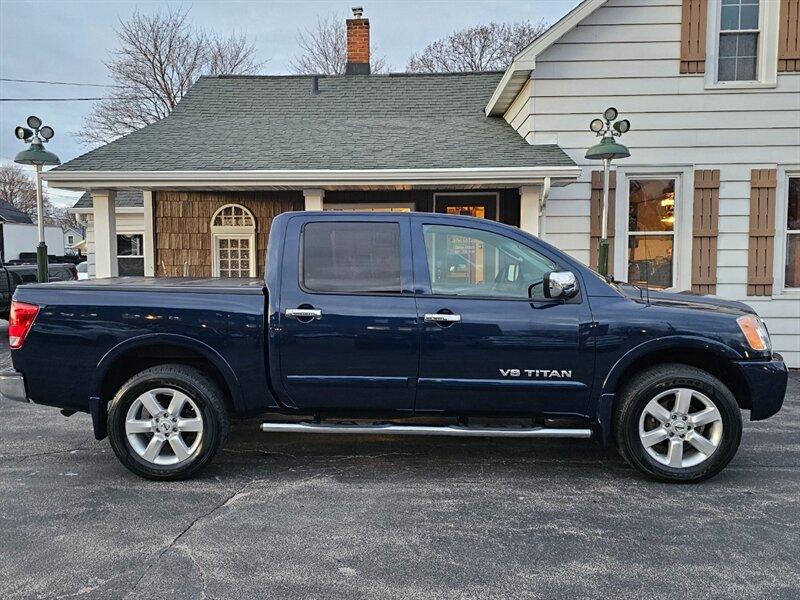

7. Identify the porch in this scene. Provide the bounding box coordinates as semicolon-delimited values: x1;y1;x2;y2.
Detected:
66;179;564;279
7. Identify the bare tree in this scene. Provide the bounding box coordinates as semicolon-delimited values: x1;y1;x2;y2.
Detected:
0;164;61;225
406;21;548;73
79;7;263;145
290;14;388;75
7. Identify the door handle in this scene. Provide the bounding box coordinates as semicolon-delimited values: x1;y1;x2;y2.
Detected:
285;308;322;320
424;313;461;324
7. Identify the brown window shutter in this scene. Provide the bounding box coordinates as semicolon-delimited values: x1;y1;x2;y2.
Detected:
680;0;708;74
691;170;720;294
747;169;778;296
590;170;616;272
779;0;800;71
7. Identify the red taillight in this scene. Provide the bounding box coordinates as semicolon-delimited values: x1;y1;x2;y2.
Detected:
9;301;40;349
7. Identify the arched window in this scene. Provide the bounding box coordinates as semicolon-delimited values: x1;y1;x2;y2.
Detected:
210;204;256;278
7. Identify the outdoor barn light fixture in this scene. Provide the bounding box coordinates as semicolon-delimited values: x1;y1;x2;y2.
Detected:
13;115;60;283
585;107;630;279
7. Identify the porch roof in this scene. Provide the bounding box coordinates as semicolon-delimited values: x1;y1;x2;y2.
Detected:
73;189;143;210
47;72;577;189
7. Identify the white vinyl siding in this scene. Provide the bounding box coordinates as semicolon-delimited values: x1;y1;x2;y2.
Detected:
84;212;145;279
504;0;800;365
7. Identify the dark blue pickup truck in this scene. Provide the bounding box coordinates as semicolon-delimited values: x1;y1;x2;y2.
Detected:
0;212;788;482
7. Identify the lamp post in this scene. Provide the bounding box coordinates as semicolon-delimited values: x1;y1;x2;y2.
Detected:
13;116;60;283
585;107;630;279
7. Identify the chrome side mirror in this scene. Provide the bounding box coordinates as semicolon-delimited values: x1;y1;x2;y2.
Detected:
543;271;578;299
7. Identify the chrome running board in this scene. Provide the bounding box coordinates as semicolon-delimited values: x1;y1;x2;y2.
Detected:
260;421;592;439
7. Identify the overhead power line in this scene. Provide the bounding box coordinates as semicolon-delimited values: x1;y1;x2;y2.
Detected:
0;77;122;88
0;97;113;101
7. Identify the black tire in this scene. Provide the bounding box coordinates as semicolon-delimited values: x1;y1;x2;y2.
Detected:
107;364;229;480
614;363;742;483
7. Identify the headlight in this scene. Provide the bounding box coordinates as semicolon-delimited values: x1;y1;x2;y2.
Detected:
736;314;771;352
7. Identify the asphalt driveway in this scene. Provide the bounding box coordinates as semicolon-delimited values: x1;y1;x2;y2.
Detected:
0;322;798;599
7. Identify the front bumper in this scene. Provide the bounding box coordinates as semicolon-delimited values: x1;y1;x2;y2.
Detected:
0;369;29;404
736;355;788;420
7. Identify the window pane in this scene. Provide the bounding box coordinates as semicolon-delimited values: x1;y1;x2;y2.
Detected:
629;179;676;232
720;4;739;29
118;257;144;276
740;3;759;29
719;34;737;57
718;57;737;81
117;234;143;257
423;225;555;299
737;33;757;56
788;178;800;230
736;56;757;80
302;222;402;293
787;234;800;288
628;235;673;289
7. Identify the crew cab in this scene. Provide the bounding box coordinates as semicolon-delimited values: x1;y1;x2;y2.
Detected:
0;212;788;482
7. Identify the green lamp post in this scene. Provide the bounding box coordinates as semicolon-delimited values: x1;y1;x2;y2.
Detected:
585;107;630;279
13;116;60;283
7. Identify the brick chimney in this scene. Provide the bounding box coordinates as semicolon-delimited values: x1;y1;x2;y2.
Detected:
345;7;370;75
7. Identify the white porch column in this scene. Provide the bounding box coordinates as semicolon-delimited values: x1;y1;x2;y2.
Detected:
143;190;155;276
519;185;542;238
92;190;118;278
303;188;325;211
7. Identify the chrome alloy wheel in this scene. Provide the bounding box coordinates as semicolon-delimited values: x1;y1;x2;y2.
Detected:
125;388;204;466
638;388;723;469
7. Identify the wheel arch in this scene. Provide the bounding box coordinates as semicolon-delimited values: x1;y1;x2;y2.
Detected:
593;337;751;446
92;334;243;414
604;336;751;409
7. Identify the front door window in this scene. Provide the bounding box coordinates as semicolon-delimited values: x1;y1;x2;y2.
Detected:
423;225;555;300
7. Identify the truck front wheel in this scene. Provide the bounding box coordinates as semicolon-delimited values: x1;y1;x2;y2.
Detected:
614;364;742;483
107;364;229;480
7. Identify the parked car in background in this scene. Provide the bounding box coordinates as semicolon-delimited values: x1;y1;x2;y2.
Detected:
0;213;788;483
0;262;77;319
76;261;89;280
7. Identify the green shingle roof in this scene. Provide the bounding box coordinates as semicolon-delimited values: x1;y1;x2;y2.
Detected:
73;190;143;209
55;72;574;172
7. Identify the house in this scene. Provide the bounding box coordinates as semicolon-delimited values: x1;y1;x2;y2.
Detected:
52;2;799;365
484;0;800;367
63;226;85;255
0;199;63;263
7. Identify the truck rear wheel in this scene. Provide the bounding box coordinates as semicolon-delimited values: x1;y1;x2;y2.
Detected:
614;364;742;483
107;364;229;480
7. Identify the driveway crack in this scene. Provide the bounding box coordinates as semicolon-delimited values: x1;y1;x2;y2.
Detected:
124;478;252;598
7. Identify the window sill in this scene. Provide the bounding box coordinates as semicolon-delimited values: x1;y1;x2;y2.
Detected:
772;289;800;299
704;80;777;91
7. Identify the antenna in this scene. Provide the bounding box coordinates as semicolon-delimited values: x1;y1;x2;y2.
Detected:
642;237;651;306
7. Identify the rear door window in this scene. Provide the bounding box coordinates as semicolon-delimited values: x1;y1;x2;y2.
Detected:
302;222;402;293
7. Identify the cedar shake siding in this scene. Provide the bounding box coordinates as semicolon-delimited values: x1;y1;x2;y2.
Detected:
153;189;522;277
154;191;303;277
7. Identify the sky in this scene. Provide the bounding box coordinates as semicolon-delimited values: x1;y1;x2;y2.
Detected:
0;0;580;208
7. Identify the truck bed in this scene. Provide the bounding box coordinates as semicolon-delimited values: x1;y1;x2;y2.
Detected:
36;276;265;294
11;276;272;415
